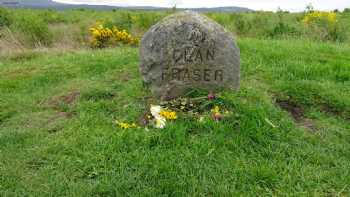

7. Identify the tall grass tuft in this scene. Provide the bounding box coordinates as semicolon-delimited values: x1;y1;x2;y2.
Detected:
0;7;11;27
268;10;299;38
39;9;67;24
10;12;53;47
132;12;167;31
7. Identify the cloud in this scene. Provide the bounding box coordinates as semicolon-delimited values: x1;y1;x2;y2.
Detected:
53;0;349;11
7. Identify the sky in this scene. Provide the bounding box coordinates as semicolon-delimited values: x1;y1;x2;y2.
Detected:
53;0;349;12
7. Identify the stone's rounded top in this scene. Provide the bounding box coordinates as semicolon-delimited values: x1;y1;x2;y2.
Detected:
141;11;235;42
139;11;240;100
152;11;208;24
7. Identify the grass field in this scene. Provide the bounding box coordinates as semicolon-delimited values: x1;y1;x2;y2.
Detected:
1;8;350;56
1;37;349;195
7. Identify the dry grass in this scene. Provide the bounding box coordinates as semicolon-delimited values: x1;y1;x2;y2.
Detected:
50;23;86;49
0;24;87;59
0;27;26;57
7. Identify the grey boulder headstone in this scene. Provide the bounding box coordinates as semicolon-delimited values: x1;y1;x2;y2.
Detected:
139;11;240;99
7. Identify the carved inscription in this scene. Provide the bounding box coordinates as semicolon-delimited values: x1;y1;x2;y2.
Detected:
166;24;220;82
162;68;223;82
140;11;240;99
173;47;215;64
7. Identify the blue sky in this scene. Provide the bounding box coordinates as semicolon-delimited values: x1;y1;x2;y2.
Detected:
53;0;349;11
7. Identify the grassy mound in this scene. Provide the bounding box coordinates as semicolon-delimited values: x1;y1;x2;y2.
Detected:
0;38;349;195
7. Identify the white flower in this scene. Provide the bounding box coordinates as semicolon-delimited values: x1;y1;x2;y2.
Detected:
150;105;167;129
155;117;166;129
150;105;162;117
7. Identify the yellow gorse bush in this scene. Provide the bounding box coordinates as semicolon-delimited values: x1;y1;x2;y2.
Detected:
302;11;343;41
89;21;139;48
303;11;337;26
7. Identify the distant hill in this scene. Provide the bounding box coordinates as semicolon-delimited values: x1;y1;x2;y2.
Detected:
0;0;253;12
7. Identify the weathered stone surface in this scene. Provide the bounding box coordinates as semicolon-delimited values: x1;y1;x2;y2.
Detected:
139;11;240;99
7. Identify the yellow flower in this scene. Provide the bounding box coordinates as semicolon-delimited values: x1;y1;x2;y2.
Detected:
303;11;338;26
116;120;137;129
211;106;220;114
89;22;139;48
160;110;177;120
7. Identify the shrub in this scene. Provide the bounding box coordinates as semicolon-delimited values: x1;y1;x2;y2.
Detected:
133;13;164;31
233;14;252;35
302;11;344;41
0;7;11;27
89;21;139;48
39;10;66;24
250;13;273;38
109;12;132;32
268;11;298;38
269;22;297;38
303;11;337;25
11;13;53;47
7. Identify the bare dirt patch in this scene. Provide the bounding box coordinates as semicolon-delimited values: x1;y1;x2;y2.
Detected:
48;90;80;110
320;104;350;121
276;99;304;121
276;98;317;131
299;118;317;132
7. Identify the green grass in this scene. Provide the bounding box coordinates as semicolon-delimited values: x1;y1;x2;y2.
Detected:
1;38;350;195
1;8;350;52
